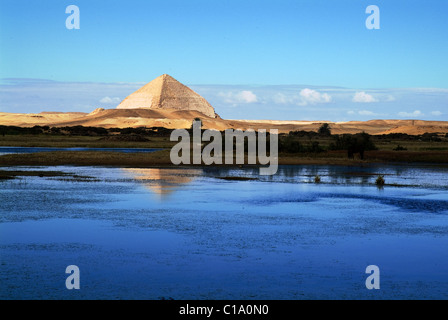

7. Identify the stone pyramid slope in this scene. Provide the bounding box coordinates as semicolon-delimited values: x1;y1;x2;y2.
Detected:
116;74;216;118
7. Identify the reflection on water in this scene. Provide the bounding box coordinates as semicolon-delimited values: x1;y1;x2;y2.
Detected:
121;168;202;197
202;164;448;189
1;164;448;299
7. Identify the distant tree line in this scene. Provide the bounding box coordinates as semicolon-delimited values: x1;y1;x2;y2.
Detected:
0;125;173;137
328;132;378;159
279;131;377;159
277;123;447;159
375;132;444;142
280;124;373;159
0;123;446;159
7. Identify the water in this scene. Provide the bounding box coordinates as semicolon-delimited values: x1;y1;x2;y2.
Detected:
0;146;162;155
0;164;447;299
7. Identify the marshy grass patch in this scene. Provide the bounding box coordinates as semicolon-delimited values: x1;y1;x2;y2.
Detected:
0;169;98;182
375;175;386;186
215;176;257;181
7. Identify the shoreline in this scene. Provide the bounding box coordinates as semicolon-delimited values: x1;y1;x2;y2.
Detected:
1;150;447;169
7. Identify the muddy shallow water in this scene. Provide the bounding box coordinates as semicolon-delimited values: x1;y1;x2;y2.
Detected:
1;164;447;299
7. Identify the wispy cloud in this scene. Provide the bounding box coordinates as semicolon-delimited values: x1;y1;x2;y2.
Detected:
238;91;258;103
270;89;331;106
99;96;121;104
358;110;375;116
1;78;447;122
218;90;258;105
386;95;396;102
398;110;423;117
352;91;377;103
298;88;331;106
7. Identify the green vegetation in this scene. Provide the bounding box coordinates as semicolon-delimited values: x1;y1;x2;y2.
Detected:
0;125;173;137
375;175;385;186
215;176;257;181
0;125;448;167
318;123;331;136
393;144;407;151
314;175;321;183
0;169;97;181
0;150;173;167
277;129;448;164
0;132;175;150
329;132;378;160
280;131;376;159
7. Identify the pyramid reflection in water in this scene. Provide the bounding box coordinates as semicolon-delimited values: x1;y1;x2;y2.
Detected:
122;168;203;198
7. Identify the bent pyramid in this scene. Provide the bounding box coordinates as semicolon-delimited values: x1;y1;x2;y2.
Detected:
116;74;216;118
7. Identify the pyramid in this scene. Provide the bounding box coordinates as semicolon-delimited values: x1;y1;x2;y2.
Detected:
116;74;216;118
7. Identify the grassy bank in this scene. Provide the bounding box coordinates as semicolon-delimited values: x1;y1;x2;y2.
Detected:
0;134;175;149
278;150;448;166
0;150;173;167
1;133;448;168
0;149;447;168
0;169;98;181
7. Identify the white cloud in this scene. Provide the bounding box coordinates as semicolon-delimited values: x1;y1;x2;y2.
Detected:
218;90;258;104
238;90;258;103
298;88;331;106
2;78;448;122
272;93;300;105
386;95;396;102
398;110;423;117
100;96;121;104
358;110;375;116
273;93;290;104
352;91;377;103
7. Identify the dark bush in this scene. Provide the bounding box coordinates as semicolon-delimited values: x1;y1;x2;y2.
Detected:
307;141;323;153
318;123;331;136
393;145;407;151
330;132;377;159
279;135;303;153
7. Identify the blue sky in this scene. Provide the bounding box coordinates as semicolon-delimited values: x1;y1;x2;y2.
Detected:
0;0;447;120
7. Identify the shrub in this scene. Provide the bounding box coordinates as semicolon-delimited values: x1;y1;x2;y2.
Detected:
279;136;303;153
375;175;385;186
307;141;323;153
318;123;331;136
393;144;407;151
331;132;377;159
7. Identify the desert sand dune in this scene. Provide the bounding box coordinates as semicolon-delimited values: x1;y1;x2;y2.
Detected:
1;74;447;135
1;108;448;135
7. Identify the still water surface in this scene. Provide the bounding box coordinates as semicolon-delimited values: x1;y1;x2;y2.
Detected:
1;164;447;299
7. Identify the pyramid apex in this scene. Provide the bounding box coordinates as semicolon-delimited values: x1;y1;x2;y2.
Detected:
156;74;179;83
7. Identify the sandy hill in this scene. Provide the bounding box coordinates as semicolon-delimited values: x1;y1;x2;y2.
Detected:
0;74;447;135
1;108;448;135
